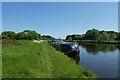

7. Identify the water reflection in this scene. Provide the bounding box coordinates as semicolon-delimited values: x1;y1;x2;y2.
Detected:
116;45;120;50
79;43;118;55
67;54;80;64
77;43;118;78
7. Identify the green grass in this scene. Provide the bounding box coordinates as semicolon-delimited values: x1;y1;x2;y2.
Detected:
2;40;96;78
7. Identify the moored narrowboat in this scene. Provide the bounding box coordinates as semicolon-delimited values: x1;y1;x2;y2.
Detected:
61;42;80;57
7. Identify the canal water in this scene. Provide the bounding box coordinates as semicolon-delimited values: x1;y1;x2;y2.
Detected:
77;44;119;78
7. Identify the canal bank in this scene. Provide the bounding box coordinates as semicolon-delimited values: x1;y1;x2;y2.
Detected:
2;40;96;78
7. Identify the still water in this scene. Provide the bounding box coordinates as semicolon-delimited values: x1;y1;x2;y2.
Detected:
76;44;119;78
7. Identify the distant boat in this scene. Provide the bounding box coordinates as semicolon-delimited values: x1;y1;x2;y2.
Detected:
49;39;63;44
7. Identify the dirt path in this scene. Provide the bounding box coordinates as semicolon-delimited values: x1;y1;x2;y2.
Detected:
33;40;44;44
40;43;54;78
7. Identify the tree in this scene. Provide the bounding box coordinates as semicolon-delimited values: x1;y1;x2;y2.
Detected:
15;32;27;40
115;33;120;40
15;30;40;40
2;31;16;39
41;35;54;40
65;29;118;41
107;31;117;40
72;34;78;40
84;28;99;40
99;31;110;41
66;34;83;40
66;35;72;40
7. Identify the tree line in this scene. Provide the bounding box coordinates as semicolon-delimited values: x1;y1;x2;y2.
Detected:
1;29;120;41
1;30;54;40
66;28;120;41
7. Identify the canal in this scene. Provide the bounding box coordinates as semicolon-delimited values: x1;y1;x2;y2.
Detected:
77;44;119;78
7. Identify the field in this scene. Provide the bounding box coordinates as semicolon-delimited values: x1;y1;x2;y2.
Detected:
2;40;96;78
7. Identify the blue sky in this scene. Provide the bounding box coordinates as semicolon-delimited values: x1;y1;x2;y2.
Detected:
2;2;118;39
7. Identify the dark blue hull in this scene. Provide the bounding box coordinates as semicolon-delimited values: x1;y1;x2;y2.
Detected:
65;49;80;58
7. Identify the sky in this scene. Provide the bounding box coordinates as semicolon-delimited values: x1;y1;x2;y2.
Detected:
2;2;118;39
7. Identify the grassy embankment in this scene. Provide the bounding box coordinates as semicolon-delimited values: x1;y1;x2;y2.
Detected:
2;40;96;78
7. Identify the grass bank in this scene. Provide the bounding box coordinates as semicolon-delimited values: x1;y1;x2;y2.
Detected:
2;40;96;78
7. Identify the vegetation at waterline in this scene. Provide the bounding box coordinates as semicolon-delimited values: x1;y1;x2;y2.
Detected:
66;28;120;42
2;40;96;78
